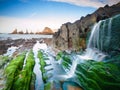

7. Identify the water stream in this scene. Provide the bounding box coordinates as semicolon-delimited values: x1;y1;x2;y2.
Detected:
22;52;28;69
33;41;46;90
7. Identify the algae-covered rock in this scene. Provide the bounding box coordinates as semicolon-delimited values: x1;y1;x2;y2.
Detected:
75;60;120;90
0;55;12;68
12;50;35;90
44;82;52;90
4;52;26;90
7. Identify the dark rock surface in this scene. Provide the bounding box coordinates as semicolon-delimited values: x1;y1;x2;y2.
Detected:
0;38;52;55
53;2;120;51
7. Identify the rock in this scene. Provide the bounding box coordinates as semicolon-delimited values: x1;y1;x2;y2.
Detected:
75;60;120;90
42;27;54;35
11;29;18;34
67;85;82;90
25;30;29;34
53;2;120;51
30;31;34;34
63;81;83;90
18;31;24;34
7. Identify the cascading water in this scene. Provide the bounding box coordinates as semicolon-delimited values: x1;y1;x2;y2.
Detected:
66;55;79;78
66;16;115;78
78;18;113;61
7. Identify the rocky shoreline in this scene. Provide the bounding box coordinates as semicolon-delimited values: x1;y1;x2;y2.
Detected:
0;38;52;56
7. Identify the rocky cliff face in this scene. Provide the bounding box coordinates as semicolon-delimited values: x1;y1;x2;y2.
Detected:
53;2;120;51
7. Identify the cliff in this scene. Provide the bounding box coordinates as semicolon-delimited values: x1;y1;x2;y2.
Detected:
53;2;120;51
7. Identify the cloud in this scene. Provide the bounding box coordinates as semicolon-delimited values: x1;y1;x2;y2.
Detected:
48;0;120;8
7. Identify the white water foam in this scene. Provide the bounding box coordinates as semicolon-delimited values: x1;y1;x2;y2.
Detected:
4;46;18;57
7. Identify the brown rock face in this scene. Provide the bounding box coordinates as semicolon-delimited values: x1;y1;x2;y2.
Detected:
42;27;54;35
11;29;18;34
53;2;120;51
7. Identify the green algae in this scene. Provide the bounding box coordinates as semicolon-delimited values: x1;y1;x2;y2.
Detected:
56;51;63;60
12;50;35;90
38;50;46;73
37;50;48;83
0;55;12;68
4;50;35;90
4;52;26;90
44;82;52;90
75;60;120;90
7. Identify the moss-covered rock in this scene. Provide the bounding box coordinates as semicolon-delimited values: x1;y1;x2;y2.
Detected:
38;50;48;83
56;51;63;60
10;50;35;90
44;82;52;90
75;60;120;90
0;55;12;68
4;52;26;90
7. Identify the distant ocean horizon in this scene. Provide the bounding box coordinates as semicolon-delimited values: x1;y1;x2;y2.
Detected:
0;33;53;40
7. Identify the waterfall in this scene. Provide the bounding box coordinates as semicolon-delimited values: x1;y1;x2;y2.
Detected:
78;17;114;61
66;16;115;78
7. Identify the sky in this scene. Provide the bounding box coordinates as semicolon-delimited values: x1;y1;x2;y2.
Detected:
0;0;119;33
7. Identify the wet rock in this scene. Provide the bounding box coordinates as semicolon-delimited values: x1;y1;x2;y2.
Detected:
0;38;52;55
67;85;82;90
11;29;18;34
0;69;6;90
63;81;83;90
75;60;120;90
44;81;62;90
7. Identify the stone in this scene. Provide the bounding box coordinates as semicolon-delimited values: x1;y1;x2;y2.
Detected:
42;27;54;35
67;85;82;90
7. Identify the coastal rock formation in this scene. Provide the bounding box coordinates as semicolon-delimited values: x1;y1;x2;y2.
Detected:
42;27;54;35
11;29;18;34
0;38;52;55
53;2;120;51
11;27;54;35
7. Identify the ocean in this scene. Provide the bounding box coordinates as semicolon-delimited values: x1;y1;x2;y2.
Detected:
0;33;53;40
